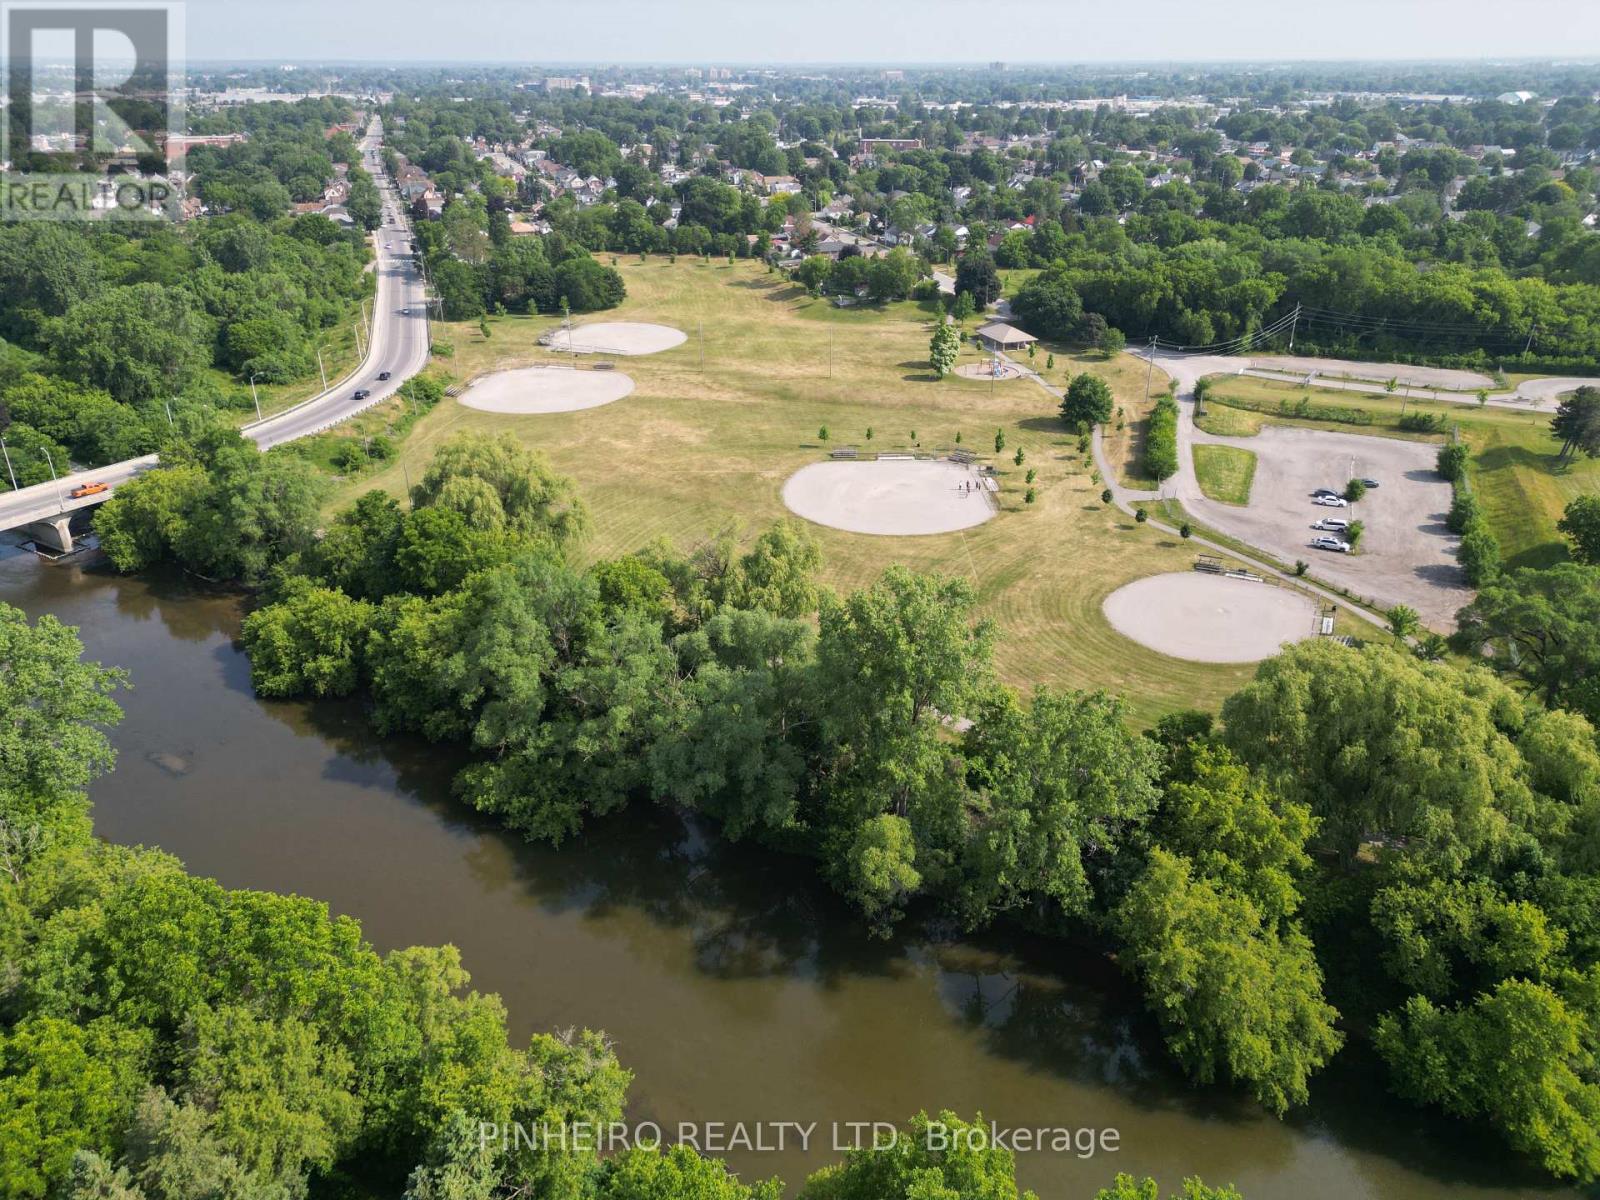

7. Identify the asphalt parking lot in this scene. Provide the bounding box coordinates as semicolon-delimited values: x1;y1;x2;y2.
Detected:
1187;426;1473;628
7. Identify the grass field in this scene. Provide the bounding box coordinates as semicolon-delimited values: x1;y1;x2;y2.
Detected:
1201;375;1600;569
1193;445;1258;505
330;257;1269;722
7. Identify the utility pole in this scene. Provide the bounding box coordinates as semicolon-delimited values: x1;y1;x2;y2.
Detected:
1525;323;1537;355
699;319;704;372
1143;335;1157;406
40;446;63;512
0;436;17;491
163;399;174;430
1288;302;1300;351
361;297;372;343
316;347;329;391
355;321;365;361
249;374;263;421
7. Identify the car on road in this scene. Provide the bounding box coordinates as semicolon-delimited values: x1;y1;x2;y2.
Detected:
1313;495;1349;507
1311;535;1352;553
377;371;392;381
1359;477;1380;488
1312;518;1350;532
352;389;370;401
400;307;412;315
69;481;109;499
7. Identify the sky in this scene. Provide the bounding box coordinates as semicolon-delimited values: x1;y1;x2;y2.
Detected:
180;0;1600;64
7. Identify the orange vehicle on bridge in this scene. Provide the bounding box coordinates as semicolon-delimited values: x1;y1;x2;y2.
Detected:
69;481;110;499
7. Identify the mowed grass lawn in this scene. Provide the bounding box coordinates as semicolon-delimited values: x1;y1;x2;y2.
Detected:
337;258;1261;721
1193;445;1258;505
1199;374;1600;569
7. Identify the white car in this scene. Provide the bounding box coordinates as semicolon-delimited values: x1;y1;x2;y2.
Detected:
1313;495;1349;508
1311;535;1352;553
1312;517;1350;532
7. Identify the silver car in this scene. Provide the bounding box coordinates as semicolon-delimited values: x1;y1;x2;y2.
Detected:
1311;535;1352;553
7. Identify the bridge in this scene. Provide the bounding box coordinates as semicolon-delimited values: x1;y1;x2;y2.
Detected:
0;117;429;554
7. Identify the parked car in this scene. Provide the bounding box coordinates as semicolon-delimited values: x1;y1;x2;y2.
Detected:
1313;495;1349;508
377;371;392;381
1311;535;1352;553
1312;518;1350;532
352;389;370;401
1311;487;1340;498
1360;477;1380;488
69;481;109;499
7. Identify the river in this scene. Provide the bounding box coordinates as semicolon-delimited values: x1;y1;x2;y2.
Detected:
0;545;1572;1200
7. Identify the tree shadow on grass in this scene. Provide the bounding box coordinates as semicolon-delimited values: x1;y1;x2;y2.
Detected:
902;372;940;383
1018;416;1069;435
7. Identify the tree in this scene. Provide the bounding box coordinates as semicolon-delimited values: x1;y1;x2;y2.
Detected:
1101;327;1127;356
1060;373;1114;428
1221;641;1535;869
954;251;1001;309
1346;519;1365;550
959;688;1160;926
1011;265;1083;340
1453;564;1600;718
49;285;214;405
797;1112;1029;1200
1551;387;1600;461
0;1017;152;1200
1114;847;1342;1114
551;257;625;312
411;432;587;546
1344;478;1366;503
1094;1176;1244;1200
1374;974;1600;1182
1558;495;1600;564
1458;524;1500;585
241;582;376;699
929;323;959;379
993;428;1005;454
950;291;975;324
0;605;123;869
794;255;830;296
1387;604;1421;641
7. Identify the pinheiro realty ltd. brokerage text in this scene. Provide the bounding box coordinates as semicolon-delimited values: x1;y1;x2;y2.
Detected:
479;1120;1121;1158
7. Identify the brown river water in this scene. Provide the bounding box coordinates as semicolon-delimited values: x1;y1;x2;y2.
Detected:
0;545;1577;1200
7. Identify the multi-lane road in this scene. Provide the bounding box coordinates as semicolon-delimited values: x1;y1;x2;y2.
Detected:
0;118;429;537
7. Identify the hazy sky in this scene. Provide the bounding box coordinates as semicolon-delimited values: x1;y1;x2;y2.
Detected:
181;0;1600;64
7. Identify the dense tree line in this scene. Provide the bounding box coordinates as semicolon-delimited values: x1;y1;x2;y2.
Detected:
188;432;1600;1182
0;603;1247;1200
0;204;371;484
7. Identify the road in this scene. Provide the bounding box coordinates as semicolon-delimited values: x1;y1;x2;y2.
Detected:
0;116;429;535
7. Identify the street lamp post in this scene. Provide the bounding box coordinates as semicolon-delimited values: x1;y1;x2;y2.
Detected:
249;374;264;421
316;347;329;391
40;446;64;511
0;436;18;491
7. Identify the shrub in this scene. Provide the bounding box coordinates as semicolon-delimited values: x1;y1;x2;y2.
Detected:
1294;560;1309;577
1437;443;1470;482
1447;489;1481;534
1458;523;1501;585
1344;478;1367;503
1144;394;1180;481
1135;508;1149;524
1398;412;1445;432
1101;488;1113;504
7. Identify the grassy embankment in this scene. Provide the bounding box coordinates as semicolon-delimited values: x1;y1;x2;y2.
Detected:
323;256;1266;722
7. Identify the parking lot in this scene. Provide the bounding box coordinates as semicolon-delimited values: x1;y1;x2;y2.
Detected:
1186;426;1472;627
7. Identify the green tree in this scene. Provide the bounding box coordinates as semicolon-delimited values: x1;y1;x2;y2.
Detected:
954;251;1001;308
0;604;123;859
411;432;587;546
1060;373;1114;428
1551;387;1600;461
241;582;375;699
1375;974;1600;1182
1387;604;1421;641
1557;494;1600;565
797;1112;1031;1200
1221;641;1534;869
1436;443;1470;481
50;285;215;405
929;322;959;379
1454;564;1600;717
1094;1175;1244;1200
1115;848;1342;1114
